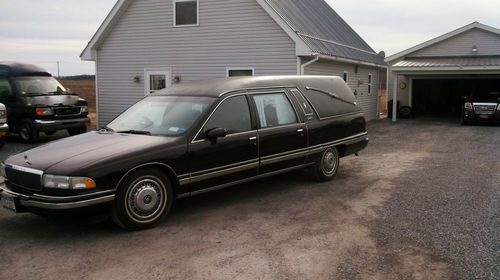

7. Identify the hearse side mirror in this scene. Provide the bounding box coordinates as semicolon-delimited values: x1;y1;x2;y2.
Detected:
205;127;227;144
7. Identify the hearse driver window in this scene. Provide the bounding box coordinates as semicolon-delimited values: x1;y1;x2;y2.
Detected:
252;93;297;128
204;95;251;135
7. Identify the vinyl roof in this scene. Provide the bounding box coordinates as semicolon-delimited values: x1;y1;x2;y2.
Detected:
264;0;385;65
154;75;348;98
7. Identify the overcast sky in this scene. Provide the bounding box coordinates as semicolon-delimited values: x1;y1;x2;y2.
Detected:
1;0;500;76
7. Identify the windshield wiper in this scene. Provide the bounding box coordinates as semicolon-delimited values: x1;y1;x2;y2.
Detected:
117;130;151;135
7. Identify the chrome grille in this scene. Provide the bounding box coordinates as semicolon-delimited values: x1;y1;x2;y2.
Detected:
5;166;42;191
473;103;497;115
54;107;81;117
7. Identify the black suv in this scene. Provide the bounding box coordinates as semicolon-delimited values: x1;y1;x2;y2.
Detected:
462;91;500;125
0;62;89;142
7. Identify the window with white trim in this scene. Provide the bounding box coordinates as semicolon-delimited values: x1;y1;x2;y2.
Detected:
343;71;349;83
174;0;198;26
368;74;373;95
226;68;255;77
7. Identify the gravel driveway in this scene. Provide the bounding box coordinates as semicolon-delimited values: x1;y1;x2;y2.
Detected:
0;119;498;280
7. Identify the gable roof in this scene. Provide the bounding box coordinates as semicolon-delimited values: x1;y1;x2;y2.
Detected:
386;22;500;63
81;0;385;66
262;0;385;65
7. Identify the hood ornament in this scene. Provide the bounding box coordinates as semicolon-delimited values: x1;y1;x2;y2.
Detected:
24;154;32;166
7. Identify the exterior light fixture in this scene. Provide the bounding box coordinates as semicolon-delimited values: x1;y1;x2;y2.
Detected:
472;45;478;53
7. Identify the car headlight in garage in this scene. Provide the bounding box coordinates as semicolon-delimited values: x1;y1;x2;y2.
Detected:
464;102;473;110
43;175;96;190
80;105;88;113
497;103;500;111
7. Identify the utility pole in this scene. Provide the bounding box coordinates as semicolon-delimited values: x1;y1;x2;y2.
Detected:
57;61;60;78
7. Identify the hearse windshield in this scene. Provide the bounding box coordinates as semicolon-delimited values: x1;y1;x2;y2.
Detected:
12;76;68;95
107;95;214;136
471;91;500;100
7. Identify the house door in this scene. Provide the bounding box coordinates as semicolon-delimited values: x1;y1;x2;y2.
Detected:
145;70;171;95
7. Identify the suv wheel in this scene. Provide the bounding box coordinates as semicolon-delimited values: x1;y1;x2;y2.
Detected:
68;125;87;136
310;147;340;182
112;167;173;230
18;119;39;143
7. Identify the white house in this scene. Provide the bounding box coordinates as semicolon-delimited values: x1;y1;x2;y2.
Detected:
81;0;386;126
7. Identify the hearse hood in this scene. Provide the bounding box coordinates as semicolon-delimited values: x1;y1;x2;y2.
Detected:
23;94;85;106
5;132;179;174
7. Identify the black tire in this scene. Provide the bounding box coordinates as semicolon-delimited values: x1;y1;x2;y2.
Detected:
68;125;87;136
45;131;56;136
398;106;412;119
18;118;39;143
309;147;340;182
112;167;173;230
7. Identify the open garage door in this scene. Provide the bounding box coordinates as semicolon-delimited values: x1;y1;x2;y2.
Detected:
412;78;500;117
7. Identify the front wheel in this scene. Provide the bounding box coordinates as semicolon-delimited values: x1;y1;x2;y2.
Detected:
68;125;87;136
112;168;173;230
18;118;39;143
310;147;340;182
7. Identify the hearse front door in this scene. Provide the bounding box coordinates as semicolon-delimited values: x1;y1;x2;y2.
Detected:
187;95;258;193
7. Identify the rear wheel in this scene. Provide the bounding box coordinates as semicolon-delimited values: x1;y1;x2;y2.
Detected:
310;147;340;182
112;168;173;230
68;125;87;136
18;118;39;143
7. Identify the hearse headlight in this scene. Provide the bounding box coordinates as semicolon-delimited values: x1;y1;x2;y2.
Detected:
35;107;54;116
464;102;473;110
80;105;88;113
43;175;96;190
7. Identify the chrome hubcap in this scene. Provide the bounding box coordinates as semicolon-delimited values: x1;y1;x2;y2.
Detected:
127;178;164;221
322;150;338;175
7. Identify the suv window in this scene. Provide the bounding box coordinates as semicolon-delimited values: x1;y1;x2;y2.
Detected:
0;79;12;97
204;95;251;135
252;93;297;128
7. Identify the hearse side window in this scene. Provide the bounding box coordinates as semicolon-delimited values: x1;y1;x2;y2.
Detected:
204;95;251;135
289;89;314;116
252;93;297;128
0;79;13;97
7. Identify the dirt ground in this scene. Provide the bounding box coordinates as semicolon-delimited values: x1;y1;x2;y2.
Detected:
0;118;498;280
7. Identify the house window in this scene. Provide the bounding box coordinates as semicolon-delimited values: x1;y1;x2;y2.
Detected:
226;68;255;77
368;74;373;95
174;0;198;26
343;71;349;83
145;70;171;95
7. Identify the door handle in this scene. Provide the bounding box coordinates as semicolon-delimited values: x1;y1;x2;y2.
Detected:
297;129;304;133
249;136;257;141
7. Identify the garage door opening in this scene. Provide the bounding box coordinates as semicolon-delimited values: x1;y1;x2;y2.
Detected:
412;78;500;117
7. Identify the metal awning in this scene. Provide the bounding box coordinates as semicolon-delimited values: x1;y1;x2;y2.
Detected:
392;57;500;74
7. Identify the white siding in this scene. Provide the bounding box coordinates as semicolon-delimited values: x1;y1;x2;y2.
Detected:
410;28;500;57
96;0;297;126
304;60;379;121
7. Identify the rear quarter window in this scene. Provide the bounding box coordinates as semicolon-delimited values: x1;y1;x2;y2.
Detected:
302;80;359;118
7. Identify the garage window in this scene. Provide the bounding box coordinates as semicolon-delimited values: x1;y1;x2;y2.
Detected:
368;74;373;95
174;0;198;26
343;71;349;83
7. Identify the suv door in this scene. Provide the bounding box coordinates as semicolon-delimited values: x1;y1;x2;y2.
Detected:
187;95;258;192
251;91;308;174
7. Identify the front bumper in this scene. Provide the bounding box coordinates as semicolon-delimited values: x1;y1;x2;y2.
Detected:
0;182;115;211
34;117;89;132
463;111;500;123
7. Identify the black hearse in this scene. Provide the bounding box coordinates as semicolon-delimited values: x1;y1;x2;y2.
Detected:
0;62;89;142
0;76;369;230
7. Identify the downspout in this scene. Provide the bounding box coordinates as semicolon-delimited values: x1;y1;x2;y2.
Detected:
300;55;320;75
93;49;99;129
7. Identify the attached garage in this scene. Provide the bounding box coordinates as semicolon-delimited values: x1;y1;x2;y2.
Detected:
386;22;500;121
